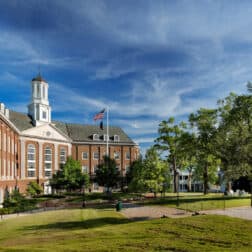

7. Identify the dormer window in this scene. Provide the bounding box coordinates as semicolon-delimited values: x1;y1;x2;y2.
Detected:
93;134;99;141
103;134;109;141
114;135;120;142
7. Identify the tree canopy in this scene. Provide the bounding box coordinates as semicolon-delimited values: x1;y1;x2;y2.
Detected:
128;147;170;196
95;155;120;192
50;157;89;192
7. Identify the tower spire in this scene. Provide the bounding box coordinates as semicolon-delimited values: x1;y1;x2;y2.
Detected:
28;74;51;126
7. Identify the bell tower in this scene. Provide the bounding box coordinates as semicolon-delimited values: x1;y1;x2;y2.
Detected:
28;74;51;126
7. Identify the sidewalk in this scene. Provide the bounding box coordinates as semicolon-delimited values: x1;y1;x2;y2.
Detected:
121;203;191;220
121;203;252;221
201;206;252;220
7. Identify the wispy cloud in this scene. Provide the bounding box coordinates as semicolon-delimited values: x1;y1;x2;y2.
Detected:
1;0;252;152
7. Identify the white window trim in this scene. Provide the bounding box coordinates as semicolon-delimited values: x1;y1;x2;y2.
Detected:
114;151;120;160
82;152;88;160
60;147;67;164
93;134;100;141
44;146;52;178
93;152;99;160
27;144;36;178
114;135;120;142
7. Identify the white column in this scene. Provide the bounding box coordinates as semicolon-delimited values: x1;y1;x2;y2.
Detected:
54;143;58;171
39;142;43;179
0;188;3;205
20;139;26;179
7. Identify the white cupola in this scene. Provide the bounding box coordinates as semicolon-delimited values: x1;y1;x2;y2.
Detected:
28;74;51;126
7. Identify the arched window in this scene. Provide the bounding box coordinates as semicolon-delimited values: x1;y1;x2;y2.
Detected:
27;144;36;177
44;146;52;177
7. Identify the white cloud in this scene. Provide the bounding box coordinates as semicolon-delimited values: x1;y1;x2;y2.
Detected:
134;137;155;145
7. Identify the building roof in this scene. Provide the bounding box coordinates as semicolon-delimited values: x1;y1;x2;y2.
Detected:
8;110;136;145
9;110;34;131
32;74;46;82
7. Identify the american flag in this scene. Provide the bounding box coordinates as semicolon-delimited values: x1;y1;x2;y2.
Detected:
93;108;105;121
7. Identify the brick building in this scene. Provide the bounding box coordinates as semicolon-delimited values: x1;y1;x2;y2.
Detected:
0;75;139;204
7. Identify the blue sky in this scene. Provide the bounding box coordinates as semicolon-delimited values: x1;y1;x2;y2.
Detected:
0;0;251;154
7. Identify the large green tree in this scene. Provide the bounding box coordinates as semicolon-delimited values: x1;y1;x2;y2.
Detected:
95;155;120;193
189;108;220;194
217;93;252;187
50;157;89;193
128;147;169;196
127;157;146;193
143;147;169;197
155;117;188;193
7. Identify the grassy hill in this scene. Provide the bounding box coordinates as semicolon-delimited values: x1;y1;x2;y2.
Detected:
0;208;251;251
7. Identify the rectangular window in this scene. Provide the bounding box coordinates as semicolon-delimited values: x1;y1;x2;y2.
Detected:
114;135;120;142
103;134;109;141
42;111;47;119
44;147;52;178
82;165;88;173
93;152;99;160
94;165;99;173
126;151;130;160
27;144;36;178
114;152;120;160
60;147;66;163
43;86;45;99
82;152;88;160
125;165;130;173
37;85;40;98
45;163;52;177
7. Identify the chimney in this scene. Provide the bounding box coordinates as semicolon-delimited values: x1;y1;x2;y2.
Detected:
0;103;5;114
4;108;9;119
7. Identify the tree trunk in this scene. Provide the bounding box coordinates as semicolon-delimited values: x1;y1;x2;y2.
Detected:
203;165;208;195
227;181;232;192
173;169;178;193
188;171;192;192
173;158;178;193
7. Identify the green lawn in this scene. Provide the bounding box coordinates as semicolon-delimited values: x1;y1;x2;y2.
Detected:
143;194;251;211
0;209;251;251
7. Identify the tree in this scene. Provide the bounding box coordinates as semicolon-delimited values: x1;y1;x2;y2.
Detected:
128;157;146;192
128;147;170;196
26;181;43;197
143;147;169;197
95;155;120;193
50;157;89;193
155;117;188;193
247;81;252;93
217;93;252;189
189;108;220;194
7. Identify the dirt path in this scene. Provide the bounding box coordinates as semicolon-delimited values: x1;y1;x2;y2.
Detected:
1;204;251;222
121;203;252;221
201;206;252;220
121;203;191;220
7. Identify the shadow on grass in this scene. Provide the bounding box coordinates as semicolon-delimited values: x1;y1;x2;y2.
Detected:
23;217;131;231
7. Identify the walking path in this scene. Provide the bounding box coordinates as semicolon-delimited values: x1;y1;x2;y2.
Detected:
121;203;252;221
121;203;191;220
201;206;252;220
1;204;251;221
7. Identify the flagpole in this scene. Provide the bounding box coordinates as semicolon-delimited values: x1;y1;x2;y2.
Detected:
106;106;109;156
